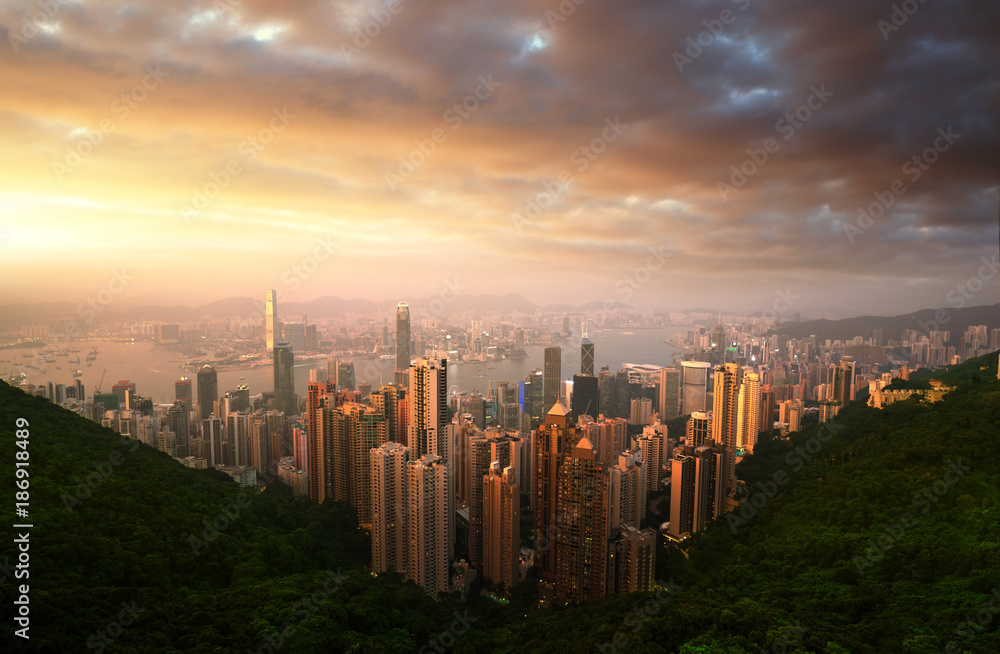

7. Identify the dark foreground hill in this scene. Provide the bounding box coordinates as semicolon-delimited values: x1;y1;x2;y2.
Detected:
2;351;1000;652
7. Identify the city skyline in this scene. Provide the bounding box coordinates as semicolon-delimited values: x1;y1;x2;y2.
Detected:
1;1;997;315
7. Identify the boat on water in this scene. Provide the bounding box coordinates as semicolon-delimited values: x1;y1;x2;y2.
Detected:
73;369;83;377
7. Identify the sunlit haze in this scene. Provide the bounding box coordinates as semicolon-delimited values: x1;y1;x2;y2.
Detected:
1;0;998;313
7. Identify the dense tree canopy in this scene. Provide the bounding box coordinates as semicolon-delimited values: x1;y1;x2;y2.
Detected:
2;351;999;652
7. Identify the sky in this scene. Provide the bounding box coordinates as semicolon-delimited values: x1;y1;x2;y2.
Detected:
0;0;998;316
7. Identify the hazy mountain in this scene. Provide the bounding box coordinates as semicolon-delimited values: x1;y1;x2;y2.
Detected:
769;302;1000;342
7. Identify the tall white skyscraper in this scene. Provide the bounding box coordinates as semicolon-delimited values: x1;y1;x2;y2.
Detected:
371;442;409;575
406;453;453;596
265;290;278;351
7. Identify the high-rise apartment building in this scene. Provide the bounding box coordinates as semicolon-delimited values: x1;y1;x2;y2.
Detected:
668;452;695;538
711;362;743;491
606;525;656;594
630;397;653;425
306;381;337;502
406;454;453;596
736;372;761;453
371;442;409;575
607;450;645;534
533;402;577;581
638;425;665;496
686;411;711;447
483;463;520;594
337;402;387;527
554;435;608;602
831;356;856;406
371;384;403;444
203;414;225;468
760;384;776;435
408;357;447;458
692;442;726;534
468;431;494;570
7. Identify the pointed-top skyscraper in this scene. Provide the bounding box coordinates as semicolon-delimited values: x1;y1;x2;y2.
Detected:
581;338;595;377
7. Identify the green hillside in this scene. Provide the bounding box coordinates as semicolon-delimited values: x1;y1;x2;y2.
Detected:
2;350;999;652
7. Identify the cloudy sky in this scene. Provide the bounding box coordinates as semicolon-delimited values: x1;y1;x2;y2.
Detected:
1;0;997;315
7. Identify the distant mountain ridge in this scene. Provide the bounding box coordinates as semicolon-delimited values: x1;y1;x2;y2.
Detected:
2;297;997;334
769;302;1000;342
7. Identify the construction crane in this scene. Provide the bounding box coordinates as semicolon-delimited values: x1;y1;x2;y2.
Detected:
95;368;107;394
